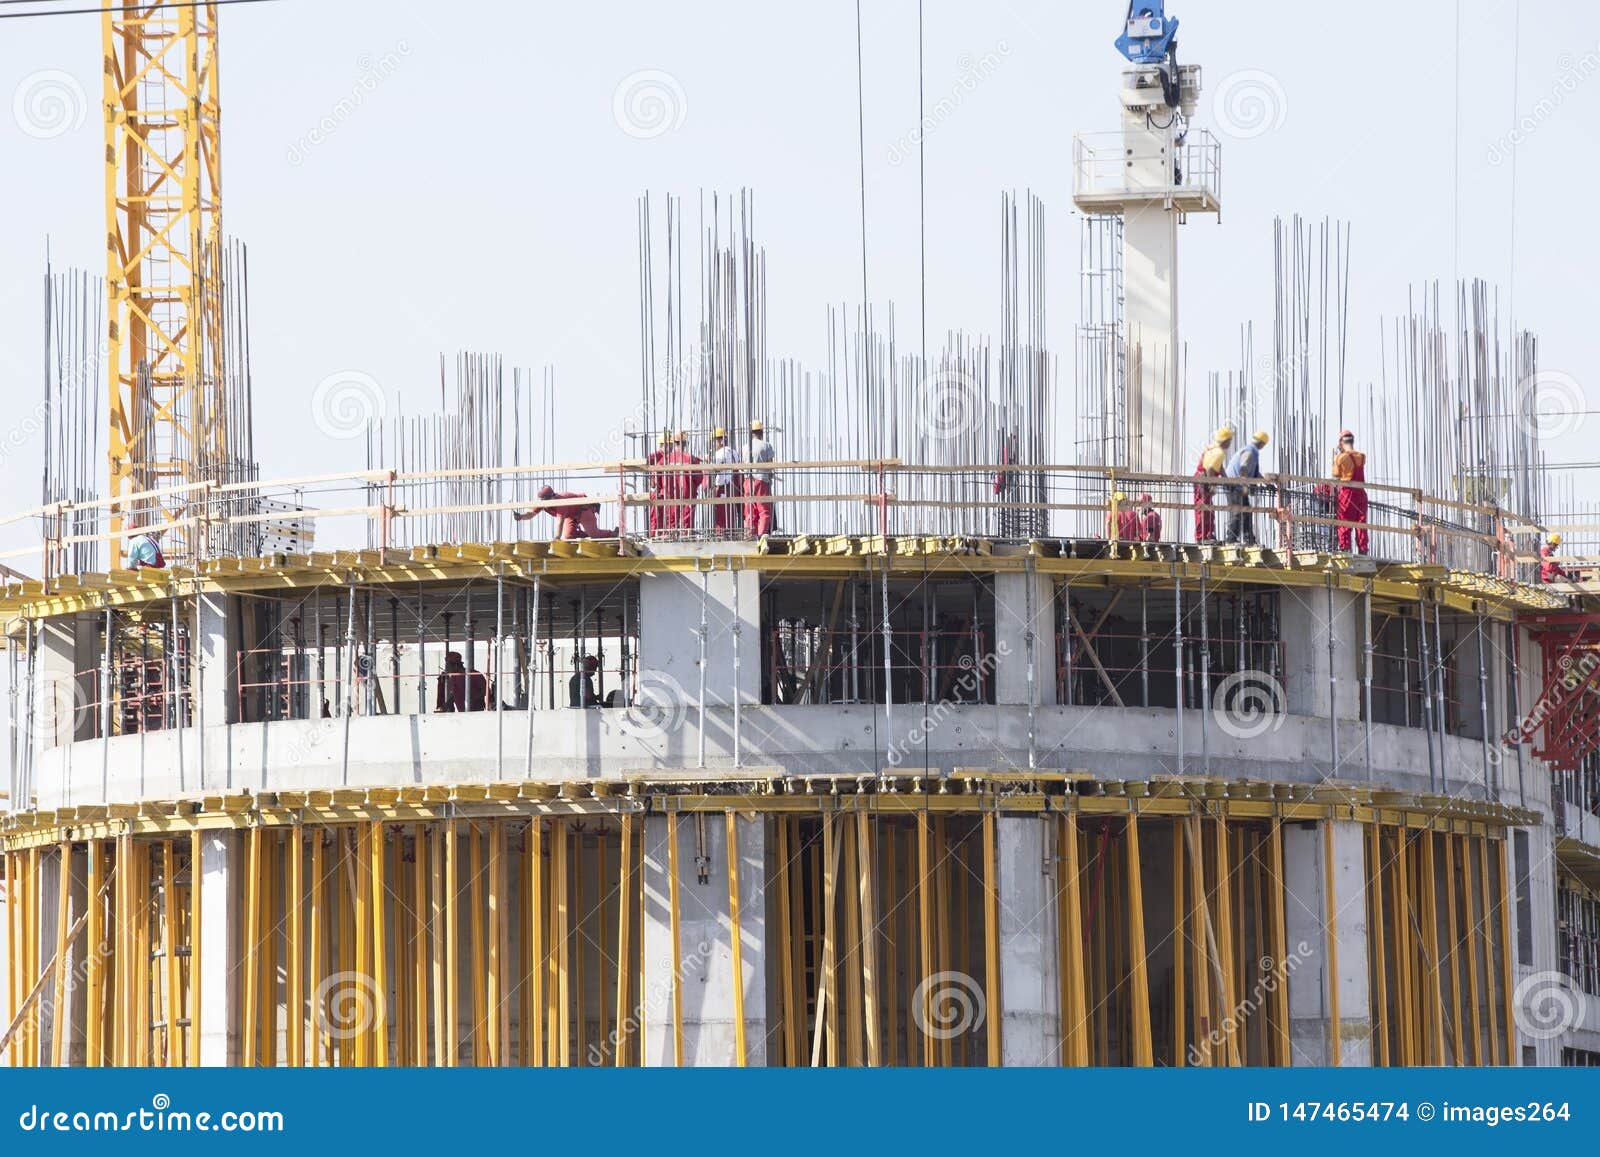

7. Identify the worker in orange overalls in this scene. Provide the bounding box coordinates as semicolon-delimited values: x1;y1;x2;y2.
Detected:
1137;493;1162;542
1193;426;1233;543
1540;534;1567;583
514;486;615;540
1332;429;1369;554
645;432;669;535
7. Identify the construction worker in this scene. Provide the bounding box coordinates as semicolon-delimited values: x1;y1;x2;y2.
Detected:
668;429;705;531
745;420;776;537
709;426;740;533
1112;491;1138;540
1137;493;1162;542
1332;429;1369;554
569;654;601;708
1193;426;1233;543
1224;430;1269;546
1540;534;1567;584
513;486;616;540
125;522;167;569
646;431;670;535
435;650;491;712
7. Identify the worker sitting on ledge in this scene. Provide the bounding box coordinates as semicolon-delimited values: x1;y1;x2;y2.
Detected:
436;650;492;712
513;486;616;540
126;523;167;569
569;655;602;707
1540;534;1568;584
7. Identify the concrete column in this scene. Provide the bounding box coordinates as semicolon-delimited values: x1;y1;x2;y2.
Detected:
993;572;1054;706
33;617;83;752
996;815;1059;1064
198;830;240;1066
1283;820;1370;1065
37;846;87;1066
641;813;767;1065
193;593;235;789
1279;584;1360;722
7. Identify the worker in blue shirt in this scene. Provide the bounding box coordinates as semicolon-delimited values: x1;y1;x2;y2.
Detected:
126;524;167;569
1223;430;1269;546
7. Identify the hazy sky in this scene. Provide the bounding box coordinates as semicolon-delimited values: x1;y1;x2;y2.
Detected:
0;0;1596;547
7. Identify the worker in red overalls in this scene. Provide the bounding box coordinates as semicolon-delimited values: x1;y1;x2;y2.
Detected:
1112;491;1138;540
514;486;616;539
1332;429;1369;554
668;430;705;531
1137;493;1162;542
1193;426;1232;543
1540;534;1567;583
645;432;669;535
745;420;776;537
708;426;740;533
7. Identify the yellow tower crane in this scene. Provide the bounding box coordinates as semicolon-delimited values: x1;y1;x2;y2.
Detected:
101;0;225;562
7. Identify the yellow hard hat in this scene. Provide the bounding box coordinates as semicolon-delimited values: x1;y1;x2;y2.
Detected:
1253;430;1269;445
1215;425;1235;443
657;432;669;446
713;426;726;439
675;429;689;442
1550;533;1563;546
750;419;764;432
1112;491;1127;502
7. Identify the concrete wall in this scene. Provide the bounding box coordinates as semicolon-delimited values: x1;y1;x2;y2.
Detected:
1284;820;1371;1065
1279;584;1360;722
637;558;760;713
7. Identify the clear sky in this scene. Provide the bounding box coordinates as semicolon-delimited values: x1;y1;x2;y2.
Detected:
0;0;1596;537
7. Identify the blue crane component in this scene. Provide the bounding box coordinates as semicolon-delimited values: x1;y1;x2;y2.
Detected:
1115;1;1179;65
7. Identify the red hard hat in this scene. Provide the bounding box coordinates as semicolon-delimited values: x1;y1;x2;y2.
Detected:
538;485;556;499
1138;493;1152;504
1338;429;1354;441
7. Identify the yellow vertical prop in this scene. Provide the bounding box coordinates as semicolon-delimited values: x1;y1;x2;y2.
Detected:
1495;838;1516;1066
615;814;634;1066
85;844;103;1066
52;842;72;1066
1421;832;1445;1064
468;824;485;1066
841;812;863;1066
823;811;840;1066
554;820;571;1067
309;832;324;1067
882;825;898;1068
370;822;388;1067
724;811;748;1066
287;825;303;1067
242;828;261;1067
773;817;796;1067
1393;831;1414;1066
1125;813;1153;1066
527;819;545;1067
859;811;883;1067
1366;822;1389;1067
1322;822;1340;1067
412;825;428;1066
188;829;201;1067
665;813;682;1068
1442;833;1463;1064
1183;818;1211;1065
1172;820;1185;1066
444;819;459;1068
1059;814;1088;1066
1476;836;1498;1065
981;812;1001;1068
486;823;503;1067
1461;834;1483;1065
161;840;177;1067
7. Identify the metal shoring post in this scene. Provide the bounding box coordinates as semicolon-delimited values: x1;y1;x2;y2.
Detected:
524;575;541;777
880;558;894;741
1174;575;1185;776
1063;579;1074;708
366;587;377;716
1508;621;1526;807
1475;612;1492;800
1432;600;1449;791
342;580;358;784
1418;596;1437;792
415;585;426;715
100;608;112;785
170;579;185;789
6;637;16;801
1326;576;1339;776
733;560;744;769
1199;569;1211;776
697;568;709;768
389;597;401;713
1363;580;1374;782
1024;556;1037;769
495;565;506;779
1140;582;1149;708
544;591;555;710
620;585;632;705
849;583;860;703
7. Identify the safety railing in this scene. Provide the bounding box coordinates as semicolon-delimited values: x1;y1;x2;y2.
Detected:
1;456;1563;590
766;626;994;707
1071;128;1222;209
